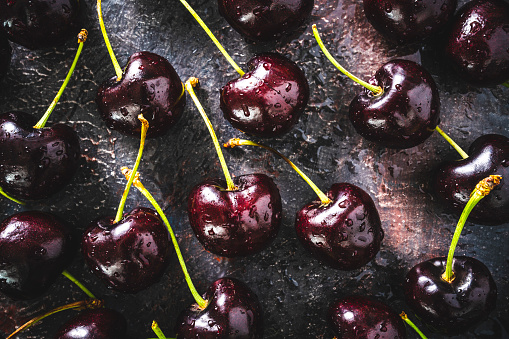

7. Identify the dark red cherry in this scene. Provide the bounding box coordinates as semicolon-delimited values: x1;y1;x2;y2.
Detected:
363;0;457;44
433;134;509;225
188;173;282;257
220;53;309;138
175;277;263;338
349;59;440;149
55;308;127;339
445;0;509;86
0;111;81;200
81;207;172;293
96;51;185;138
328;295;406;339
0;211;74;300
404;256;497;334
295;183;383;270
0;0;80;50
217;0;314;41
0;34;10;79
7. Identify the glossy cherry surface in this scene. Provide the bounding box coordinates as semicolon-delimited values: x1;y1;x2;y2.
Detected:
445;0;509;86
349;59;440;149
295;183;383;270
218;0;314;41
0;34;10;79
328;295;406;339
0;111;81;200
363;0;457;44
81;207;172;293
220;53;309;138
0;0;80;50
96;51;185;138
433;134;509;225
175;277;263;338
188;173;282;257
404;256;497;334
55;308;127;339
0;211;74;300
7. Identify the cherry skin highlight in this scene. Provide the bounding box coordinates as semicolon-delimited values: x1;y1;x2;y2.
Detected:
433;134;509;225
220;53;309;138
363;0;457;44
328;296;406;339
0;111;81;200
0;211;74;300
349;59;440;149
0;0;80;50
445;0;509;86
295;183;383;270
96;51;185;138
404;256;497;334
188;173;282;257
54;308;127;339
218;0;314;41
81;207;172;293
0;33;10;79
175;277;263;339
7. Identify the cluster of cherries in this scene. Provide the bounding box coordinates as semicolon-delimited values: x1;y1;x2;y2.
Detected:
0;0;508;338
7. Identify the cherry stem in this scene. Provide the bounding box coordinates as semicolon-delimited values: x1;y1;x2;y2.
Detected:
185;78;237;191
400;312;428;339
33;29;88;129
502;82;509;88
178;0;245;76
114;114;149;223
434;126;468;160
224;138;332;205
6;299;103;339
442;175;502;282
61;270;97;299
0;186;25;205
97;0;123;81
151;321;173;339
120;167;208;310
312;24;383;96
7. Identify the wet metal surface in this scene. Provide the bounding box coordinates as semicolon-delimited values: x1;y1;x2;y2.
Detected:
0;0;508;338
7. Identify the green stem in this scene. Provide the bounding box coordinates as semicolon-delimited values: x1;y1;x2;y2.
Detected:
114;115;149;223
34;29;88;129
151;321;168;339
502;82;509;88
185;78;236;191
434;126;468;160
312;24;382;96
61;270;96;299
442;175;502;282
120;167;208;310
97;0;123;80
178;0;244;76
224;138;332;205
400;312;428;339
6;299;102;339
0;186;25;205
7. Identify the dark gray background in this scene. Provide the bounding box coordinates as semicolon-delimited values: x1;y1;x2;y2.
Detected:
0;0;508;337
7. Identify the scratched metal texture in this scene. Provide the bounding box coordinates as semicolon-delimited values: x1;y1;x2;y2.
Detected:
0;0;508;338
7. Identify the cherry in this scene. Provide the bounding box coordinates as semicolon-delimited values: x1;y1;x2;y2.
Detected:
220;53;309;137
328;296;406;339
404;176;500;334
179;0;309;137
175;277;263;338
313;25;440;149
0;33;10;79
225;139;383;269
433;134;509;225
363;0;457;44
0;211;74;300
55;308;127;339
81;207;172;293
0;0;80;50
96;51;186;138
445;0;509;87
217;0;314;41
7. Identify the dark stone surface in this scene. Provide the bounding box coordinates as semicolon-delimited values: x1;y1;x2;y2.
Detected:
0;0;507;338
